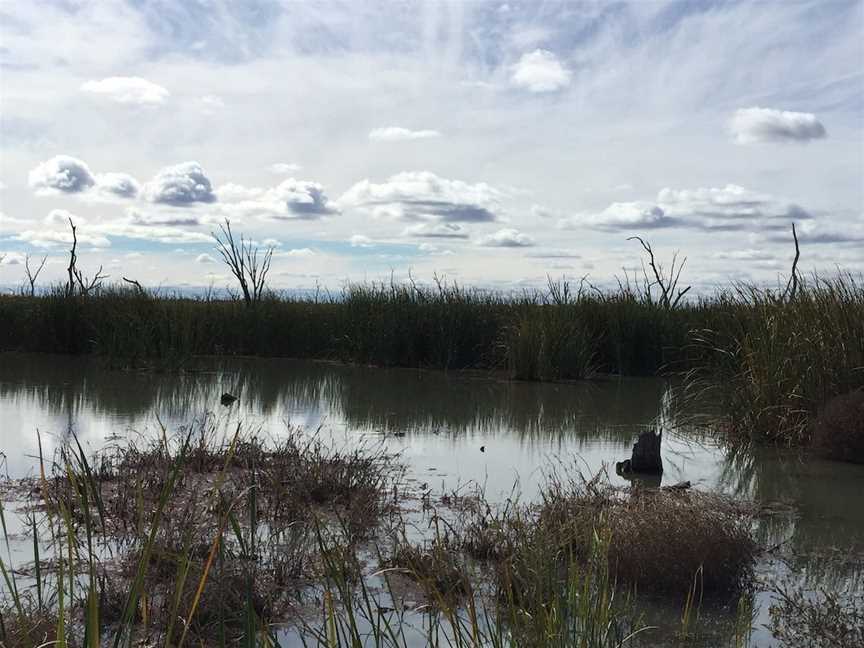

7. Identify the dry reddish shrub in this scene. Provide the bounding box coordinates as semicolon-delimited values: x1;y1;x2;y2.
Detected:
812;389;864;463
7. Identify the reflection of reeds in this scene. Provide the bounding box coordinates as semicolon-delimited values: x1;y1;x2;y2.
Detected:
0;352;670;444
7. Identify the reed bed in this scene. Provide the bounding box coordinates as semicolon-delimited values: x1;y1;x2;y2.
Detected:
0;280;705;377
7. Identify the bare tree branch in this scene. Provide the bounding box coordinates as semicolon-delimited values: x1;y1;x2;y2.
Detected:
123;277;145;293
74;264;108;295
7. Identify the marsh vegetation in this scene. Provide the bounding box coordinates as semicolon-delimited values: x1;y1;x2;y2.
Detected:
1;417;763;647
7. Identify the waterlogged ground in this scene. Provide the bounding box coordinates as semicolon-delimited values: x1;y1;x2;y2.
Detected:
1;352;863;646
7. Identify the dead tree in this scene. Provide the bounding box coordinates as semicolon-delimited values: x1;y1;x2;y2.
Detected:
24;254;48;296
627;236;691;308
65;218;108;296
782;222;801;302
213;219;274;306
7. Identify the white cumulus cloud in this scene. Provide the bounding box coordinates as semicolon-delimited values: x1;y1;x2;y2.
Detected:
144;162;216;205
476;228;535;247
730;107;827;144
80;76;169;105
340;171;502;224
44;209;87;227
511;49;571;93
217;179;338;219
570;185;810;232
368;127;442;141
95;172;140;199
403;223;470;239
29;156;95;195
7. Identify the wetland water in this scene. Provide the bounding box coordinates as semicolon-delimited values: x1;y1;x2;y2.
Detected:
1;352;863;645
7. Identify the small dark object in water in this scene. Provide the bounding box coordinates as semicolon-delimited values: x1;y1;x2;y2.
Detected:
220;392;238;406
616;430;663;474
480;445;486;453
392;431;406;438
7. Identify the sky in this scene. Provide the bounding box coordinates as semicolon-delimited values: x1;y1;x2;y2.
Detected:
1;0;862;293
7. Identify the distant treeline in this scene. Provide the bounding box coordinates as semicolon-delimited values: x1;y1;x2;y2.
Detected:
1;275;862;455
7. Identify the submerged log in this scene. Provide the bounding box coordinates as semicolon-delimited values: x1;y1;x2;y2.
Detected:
616;430;663;475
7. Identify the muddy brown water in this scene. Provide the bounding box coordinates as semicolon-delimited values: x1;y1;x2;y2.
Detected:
1;352;862;646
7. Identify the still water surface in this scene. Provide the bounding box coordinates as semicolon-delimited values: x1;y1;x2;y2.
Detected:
1;353;862;645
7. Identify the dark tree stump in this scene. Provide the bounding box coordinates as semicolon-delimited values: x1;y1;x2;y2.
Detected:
630;430;663;473
617;430;663;474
